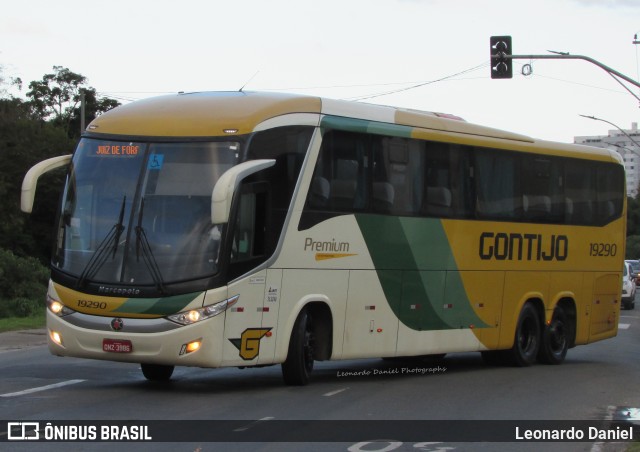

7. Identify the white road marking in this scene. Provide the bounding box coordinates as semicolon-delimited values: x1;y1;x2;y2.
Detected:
0;379;86;398
618;323;630;330
324;387;349;397
590;405;615;452
233;416;274;432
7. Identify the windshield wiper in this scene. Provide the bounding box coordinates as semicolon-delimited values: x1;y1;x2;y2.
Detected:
135;197;167;294
77;195;126;288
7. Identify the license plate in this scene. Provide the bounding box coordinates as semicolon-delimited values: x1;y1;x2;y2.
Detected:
103;338;133;353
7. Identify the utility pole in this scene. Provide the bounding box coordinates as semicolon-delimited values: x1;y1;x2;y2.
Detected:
80;90;86;134
634;33;640;97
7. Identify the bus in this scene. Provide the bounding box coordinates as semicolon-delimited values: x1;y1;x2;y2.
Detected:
21;91;626;385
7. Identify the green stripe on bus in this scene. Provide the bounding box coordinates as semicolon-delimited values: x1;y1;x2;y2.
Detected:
355;214;488;331
320;116;413;138
112;292;201;316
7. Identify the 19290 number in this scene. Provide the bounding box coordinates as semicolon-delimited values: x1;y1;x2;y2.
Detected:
77;299;108;310
589;242;617;257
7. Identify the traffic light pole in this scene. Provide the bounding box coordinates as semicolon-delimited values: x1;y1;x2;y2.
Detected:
507;53;640;89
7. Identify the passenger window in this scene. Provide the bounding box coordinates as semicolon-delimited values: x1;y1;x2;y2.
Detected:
520;156;564;223
300;128;624;229
305;130;370;213
565;161;596;225
475;150;521;220
596;164;624;225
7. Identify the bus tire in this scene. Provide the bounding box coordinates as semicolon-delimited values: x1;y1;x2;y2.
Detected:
282;309;314;386
538;305;569;365
508;303;541;367
141;363;174;381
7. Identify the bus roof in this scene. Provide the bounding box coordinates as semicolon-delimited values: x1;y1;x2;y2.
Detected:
85;91;618;162
87;91;529;140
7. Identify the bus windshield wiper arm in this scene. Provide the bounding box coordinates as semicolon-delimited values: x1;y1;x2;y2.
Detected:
77;195;126;288
135;197;167;294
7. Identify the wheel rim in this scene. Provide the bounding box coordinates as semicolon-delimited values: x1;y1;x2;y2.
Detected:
548;317;567;356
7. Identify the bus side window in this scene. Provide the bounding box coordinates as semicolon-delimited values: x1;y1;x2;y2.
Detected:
596;164;624;225
475;149;521;220
247;125;312;250
520;156;565;223
307;177;330;209
565;161;596;225
375;137;424;216
306;130;369;213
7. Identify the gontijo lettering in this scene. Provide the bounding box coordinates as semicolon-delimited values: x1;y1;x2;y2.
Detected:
479;232;568;261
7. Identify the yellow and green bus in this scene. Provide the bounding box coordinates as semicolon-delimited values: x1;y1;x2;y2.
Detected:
21;91;626;384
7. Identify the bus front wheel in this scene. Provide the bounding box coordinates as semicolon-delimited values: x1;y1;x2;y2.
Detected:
282;309;315;386
508;303;541;367
141;363;174;381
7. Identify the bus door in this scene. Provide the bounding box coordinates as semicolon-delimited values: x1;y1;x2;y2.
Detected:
222;184;275;365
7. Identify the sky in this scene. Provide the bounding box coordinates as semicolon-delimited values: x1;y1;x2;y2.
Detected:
1;0;640;143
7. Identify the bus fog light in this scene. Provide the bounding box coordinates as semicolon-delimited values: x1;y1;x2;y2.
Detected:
50;330;63;346
180;339;202;355
186;340;201;353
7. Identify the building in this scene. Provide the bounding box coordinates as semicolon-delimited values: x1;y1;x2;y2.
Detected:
574;122;640;199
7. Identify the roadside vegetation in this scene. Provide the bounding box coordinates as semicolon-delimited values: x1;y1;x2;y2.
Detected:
627;195;640;258
0;65;119;333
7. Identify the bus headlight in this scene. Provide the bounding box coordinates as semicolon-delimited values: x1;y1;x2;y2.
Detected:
167;295;239;326
47;294;75;317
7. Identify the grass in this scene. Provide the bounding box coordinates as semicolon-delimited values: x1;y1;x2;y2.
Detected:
627;442;640;452
0;312;46;333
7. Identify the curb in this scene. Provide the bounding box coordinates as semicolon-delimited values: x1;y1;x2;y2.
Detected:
0;328;47;351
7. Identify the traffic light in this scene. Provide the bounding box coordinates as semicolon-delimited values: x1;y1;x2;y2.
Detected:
490;36;513;79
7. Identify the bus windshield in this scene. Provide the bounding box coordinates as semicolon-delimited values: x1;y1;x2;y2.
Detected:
53;138;240;289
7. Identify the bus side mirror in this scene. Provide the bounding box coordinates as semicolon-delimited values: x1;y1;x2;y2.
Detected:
211;159;275;224
21;155;72;213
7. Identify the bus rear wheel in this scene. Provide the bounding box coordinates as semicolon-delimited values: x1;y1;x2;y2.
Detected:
508;303;541;367
538;306;569;365
141;363;174;381
282;309;315;386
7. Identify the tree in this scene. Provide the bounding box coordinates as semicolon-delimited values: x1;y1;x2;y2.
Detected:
26;66;120;138
27;66;85;130
0;67;121;262
0;96;74;262
627;235;640;260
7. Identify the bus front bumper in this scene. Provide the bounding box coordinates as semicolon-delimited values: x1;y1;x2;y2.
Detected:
46;310;225;368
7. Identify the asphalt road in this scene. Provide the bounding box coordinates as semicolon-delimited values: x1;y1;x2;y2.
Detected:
1;293;639;452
